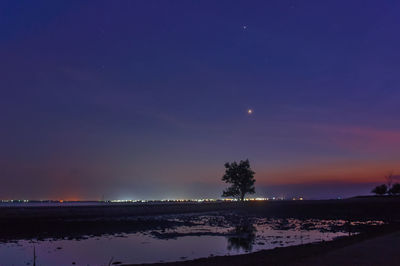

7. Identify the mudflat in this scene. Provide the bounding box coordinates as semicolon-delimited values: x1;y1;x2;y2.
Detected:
1;197;400;241
1;196;400;220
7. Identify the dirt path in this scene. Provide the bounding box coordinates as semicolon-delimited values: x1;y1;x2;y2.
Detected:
293;231;400;266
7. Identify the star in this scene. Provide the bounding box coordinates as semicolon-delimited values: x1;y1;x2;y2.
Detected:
242;25;248;30
247;109;253;114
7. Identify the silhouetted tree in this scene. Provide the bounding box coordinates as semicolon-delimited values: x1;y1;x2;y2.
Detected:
372;184;388;196
389;183;400;195
222;159;255;201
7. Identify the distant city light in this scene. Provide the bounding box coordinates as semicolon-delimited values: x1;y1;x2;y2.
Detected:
0;197;294;204
292;197;304;201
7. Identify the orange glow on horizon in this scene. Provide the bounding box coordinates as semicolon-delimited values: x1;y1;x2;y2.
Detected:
255;159;400;186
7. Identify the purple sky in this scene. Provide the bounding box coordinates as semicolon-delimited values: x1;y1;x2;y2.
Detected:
1;0;400;200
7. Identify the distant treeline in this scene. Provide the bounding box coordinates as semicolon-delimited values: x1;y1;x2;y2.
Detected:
372;172;400;196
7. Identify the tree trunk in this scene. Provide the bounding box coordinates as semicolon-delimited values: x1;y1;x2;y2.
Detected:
240;192;245;201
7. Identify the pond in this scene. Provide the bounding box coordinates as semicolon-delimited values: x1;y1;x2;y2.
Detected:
0;214;383;266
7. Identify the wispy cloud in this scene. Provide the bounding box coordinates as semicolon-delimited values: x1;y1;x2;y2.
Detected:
311;124;400;153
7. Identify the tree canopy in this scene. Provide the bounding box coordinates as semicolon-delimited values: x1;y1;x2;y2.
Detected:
221;159;256;201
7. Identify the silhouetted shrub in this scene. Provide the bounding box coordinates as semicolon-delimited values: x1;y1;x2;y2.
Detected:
372;184;388;196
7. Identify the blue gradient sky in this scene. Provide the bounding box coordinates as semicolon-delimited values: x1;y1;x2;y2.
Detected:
1;0;400;200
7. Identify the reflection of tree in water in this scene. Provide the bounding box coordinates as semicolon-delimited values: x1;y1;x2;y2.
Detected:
227;220;257;252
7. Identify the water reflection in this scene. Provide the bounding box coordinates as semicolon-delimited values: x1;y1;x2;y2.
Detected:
227;219;257;252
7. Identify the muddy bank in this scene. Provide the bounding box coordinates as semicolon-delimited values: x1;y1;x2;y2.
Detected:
0;211;373;243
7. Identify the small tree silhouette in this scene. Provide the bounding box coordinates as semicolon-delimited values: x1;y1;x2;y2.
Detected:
389;183;400;195
222;159;255;201
372;184;388;196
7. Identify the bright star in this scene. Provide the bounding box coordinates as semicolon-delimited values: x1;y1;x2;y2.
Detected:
247;109;253;114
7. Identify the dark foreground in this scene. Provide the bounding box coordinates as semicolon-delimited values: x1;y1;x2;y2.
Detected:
1;197;400;265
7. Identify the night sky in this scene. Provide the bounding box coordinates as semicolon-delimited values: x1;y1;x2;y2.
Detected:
1;1;400;200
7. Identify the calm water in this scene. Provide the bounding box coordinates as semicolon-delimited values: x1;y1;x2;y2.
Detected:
0;215;383;266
